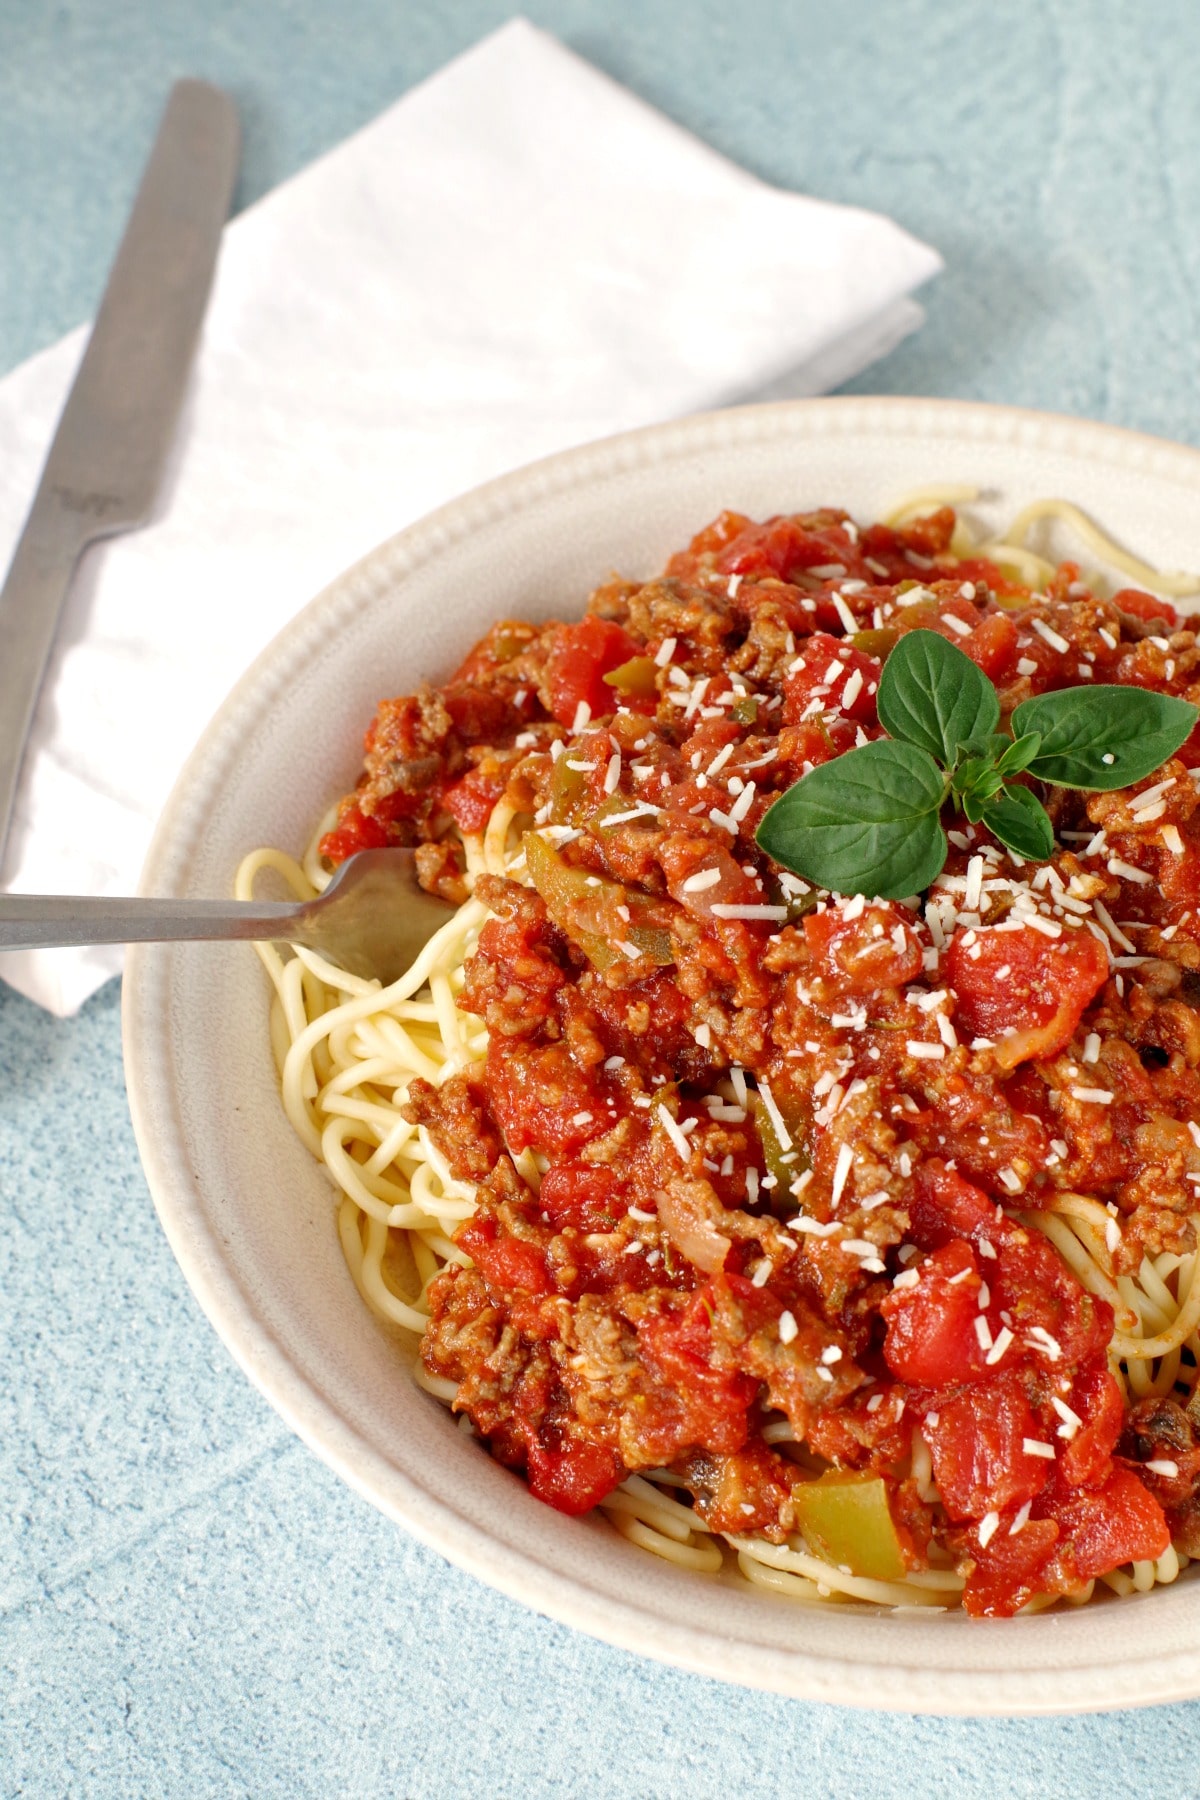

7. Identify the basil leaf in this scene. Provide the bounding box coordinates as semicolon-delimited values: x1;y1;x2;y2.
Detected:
756;740;948;899
877;630;1000;767
977;784;1055;861
952;757;1005;804
960;733;1011;761
1012;686;1199;791
994;731;1042;777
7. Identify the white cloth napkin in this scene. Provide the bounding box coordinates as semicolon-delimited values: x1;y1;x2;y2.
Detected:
0;17;940;1016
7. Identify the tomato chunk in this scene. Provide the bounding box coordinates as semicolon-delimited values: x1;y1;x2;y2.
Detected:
663;509;754;578
1058;1357;1126;1489
782;632;881;725
459;1217;553;1297
903;1163;1114;1372
318;804;391;865
923;1375;1049;1520
538;1163;622;1232
714;518;818;580
991;1230;1114;1372
441;767;506;834
635;1290;758;1459
962;1462;1169;1615
544;617;648;727
525;1438;624;1514
904;1159;997;1250
1111;587;1178;627
804;901;923;994
961;1516;1061;1617
960;611;1020;682
485;1041;607;1156
881;1239;990;1386
944;923;1109;1068
1044;1465;1169;1581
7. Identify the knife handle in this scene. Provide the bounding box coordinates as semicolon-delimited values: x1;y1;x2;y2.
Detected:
0;508;92;867
0;79;239;884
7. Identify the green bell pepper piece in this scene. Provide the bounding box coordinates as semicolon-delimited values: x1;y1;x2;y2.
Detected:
755;1085;812;1208
525;832;673;972
793;1473;907;1582
602;655;659;698
850;627;901;660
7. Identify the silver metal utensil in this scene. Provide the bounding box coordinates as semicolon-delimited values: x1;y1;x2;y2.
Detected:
0;850;456;985
0;80;240;870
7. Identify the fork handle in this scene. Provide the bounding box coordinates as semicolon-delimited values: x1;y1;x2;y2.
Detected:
0;892;304;952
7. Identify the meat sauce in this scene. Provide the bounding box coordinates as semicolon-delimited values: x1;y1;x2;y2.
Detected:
324;504;1200;1615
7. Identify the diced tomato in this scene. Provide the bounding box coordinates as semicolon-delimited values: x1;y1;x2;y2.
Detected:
858;509;955;574
485;1041;607;1156
905;1163;1114;1365
525;1437;625;1515
443;684;516;744
441;767;506;834
1111;587;1179;627
318;803;392;865
459;1217;553;1297
950;556;1032;602
1162;835;1200;898
961;1515;1061;1616
923;1375;1050;1520
1175;722;1200;769
469;913;565;1011
538;1163;621;1232
678;715;743;769
782;632;881;724
1059;1357;1126;1489
714;518;823;580
636;1288;758;1458
991;1228;1115;1371
963;1461;1169;1615
960;611;1020;683
898;506;956;557
891;592;986;652
776;714;861;773
905;1160;998;1251
543;616;648;728
881;1239;991;1386
1042;1464;1169;1580
664;509;754;578
944;923;1109;1069
804;901;923;994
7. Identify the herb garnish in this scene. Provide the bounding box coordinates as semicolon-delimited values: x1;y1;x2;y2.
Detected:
756;629;1199;900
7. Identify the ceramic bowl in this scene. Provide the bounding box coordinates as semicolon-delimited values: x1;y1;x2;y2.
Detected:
124;396;1200;1713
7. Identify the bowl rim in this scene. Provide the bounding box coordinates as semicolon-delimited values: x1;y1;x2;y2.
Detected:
124;394;1200;1714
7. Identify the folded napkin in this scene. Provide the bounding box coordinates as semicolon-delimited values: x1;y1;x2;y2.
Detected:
0;17;940;1016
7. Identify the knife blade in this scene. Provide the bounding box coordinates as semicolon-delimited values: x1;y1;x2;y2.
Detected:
0;79;240;871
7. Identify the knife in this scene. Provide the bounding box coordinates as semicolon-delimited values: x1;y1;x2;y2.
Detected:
0;79;240;871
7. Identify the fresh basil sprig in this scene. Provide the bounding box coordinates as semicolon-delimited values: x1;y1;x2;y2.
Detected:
756;629;1198;900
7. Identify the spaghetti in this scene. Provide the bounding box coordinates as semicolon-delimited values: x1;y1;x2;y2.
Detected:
240;492;1200;1615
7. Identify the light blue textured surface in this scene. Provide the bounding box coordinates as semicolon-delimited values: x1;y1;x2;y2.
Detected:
4;3;1200;1793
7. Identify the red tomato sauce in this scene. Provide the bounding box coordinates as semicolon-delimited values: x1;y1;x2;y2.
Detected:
326;504;1200;1615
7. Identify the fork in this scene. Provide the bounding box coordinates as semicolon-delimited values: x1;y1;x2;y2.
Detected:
0;849;456;985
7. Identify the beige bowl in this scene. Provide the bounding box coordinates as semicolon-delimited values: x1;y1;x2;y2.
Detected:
124;396;1200;1714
